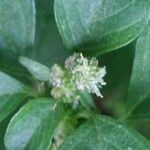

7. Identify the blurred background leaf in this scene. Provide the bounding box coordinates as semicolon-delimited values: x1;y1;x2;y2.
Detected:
33;0;71;67
96;42;135;118
0;0;35;85
0;0;35;56
0;114;14;150
125;22;150;120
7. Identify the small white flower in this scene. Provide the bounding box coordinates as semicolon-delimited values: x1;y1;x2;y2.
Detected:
70;53;106;98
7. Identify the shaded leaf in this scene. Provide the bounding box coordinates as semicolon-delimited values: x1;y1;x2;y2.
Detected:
0;114;14;150
98;42;135;118
0;52;33;85
127;96;150;120
125;22;150;120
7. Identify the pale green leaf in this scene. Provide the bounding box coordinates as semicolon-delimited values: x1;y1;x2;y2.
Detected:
54;0;149;56
4;98;63;150
19;57;50;81
60;115;150;150
0;0;35;55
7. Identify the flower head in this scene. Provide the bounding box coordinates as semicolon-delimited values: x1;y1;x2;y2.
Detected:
65;53;106;97
49;53;106;103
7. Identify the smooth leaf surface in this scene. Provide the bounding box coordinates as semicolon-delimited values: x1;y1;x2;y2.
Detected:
125;22;150;120
54;0;149;56
60;115;150;150
0;0;35;55
5;98;63;150
19;57;50;81
0;71;28;122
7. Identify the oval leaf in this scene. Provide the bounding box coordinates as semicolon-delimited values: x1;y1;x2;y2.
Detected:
60;115;150;150
0;0;35;54
19;57;50;81
5;98;63;150
0;71;29;122
54;0;149;56
125;22;150;120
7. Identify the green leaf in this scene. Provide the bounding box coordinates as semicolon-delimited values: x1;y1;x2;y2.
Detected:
60;115;150;150
125;22;150;120
54;0;149;56
0;0;35;55
19;56;50;81
0;71;29;122
79;91;95;110
4;98;63;150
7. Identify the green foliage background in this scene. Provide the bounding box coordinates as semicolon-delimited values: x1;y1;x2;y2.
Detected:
0;0;150;149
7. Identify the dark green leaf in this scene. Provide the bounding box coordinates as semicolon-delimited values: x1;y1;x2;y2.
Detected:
54;0;149;56
0;72;29;122
98;42;135;118
128;120;150;140
125;22;150;120
60;115;150;150
0;52;33;86
0;115;13;150
5;98;63;150
19;57;50;81
0;0;35;55
33;0;70;66
127;96;150;120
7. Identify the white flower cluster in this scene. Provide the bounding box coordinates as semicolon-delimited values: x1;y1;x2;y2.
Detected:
49;53;106;102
